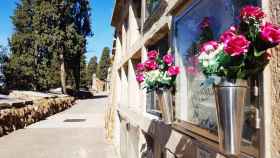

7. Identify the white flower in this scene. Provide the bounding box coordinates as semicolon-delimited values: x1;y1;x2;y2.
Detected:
201;59;209;67
199;44;224;68
146;70;160;82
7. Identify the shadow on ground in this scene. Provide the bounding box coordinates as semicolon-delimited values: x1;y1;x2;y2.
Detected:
92;95;108;99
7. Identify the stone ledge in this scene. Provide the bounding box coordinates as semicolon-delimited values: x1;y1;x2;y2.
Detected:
0;98;33;110
0;96;75;137
9;90;66;100
116;106;256;158
0;103;12;109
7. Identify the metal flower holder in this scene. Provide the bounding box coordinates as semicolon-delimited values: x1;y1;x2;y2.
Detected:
156;88;173;124
214;80;248;156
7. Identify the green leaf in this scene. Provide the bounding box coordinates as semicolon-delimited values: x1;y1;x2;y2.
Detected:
254;47;266;57
237;69;246;79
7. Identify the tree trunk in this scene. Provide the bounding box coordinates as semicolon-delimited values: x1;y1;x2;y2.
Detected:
60;53;67;94
73;55;81;93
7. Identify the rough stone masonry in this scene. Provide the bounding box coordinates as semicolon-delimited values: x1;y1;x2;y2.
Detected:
0;93;75;137
268;0;280;157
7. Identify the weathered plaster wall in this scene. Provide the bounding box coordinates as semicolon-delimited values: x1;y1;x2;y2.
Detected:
268;1;280;157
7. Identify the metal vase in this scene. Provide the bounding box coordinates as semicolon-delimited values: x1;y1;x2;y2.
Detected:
156;88;173;124
214;80;248;156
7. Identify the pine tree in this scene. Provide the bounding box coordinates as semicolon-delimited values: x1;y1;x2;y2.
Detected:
0;45;8;88
97;47;111;81
6;0;92;93
0;45;7;65
5;0;37;90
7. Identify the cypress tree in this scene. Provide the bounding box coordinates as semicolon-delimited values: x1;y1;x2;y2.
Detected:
86;56;98;86
43;0;92;93
79;54;88;89
97;47;111;81
68;0;92;92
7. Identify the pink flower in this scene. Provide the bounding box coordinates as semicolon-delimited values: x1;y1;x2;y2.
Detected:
200;41;219;53
186;66;198;76
229;26;238;32
200;17;211;29
260;23;280;44
224;34;251;56
147;50;159;59
167;66;180;76
240;5;265;21
136;73;145;83
220;29;236;44
144;60;158;70
189;56;199;66
136;63;145;72
163;54;174;65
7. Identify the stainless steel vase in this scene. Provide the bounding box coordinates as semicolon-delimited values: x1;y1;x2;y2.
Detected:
156;88;173;124
214;80;248;156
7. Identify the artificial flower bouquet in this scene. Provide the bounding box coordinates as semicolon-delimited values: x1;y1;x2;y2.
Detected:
136;50;180;92
198;5;280;81
196;6;280;156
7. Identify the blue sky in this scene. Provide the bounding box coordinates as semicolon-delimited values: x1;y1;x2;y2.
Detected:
0;0;115;62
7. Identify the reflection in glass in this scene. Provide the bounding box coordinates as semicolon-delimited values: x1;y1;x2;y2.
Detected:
146;0;161;18
174;0;236;133
173;0;259;151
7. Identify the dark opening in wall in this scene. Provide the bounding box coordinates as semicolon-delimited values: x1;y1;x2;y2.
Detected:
147;34;169;57
131;50;142;70
132;0;142;30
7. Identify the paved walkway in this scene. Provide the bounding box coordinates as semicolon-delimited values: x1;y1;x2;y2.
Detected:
0;97;117;158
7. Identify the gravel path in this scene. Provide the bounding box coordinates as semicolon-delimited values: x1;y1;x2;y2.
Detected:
0;97;117;158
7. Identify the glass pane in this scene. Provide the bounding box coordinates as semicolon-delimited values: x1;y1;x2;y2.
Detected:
146;91;161;116
174;0;236;133
146;0;161;18
173;0;259;152
242;77;260;150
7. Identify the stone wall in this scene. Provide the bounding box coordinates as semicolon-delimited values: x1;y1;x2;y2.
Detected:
0;96;75;137
268;1;280;157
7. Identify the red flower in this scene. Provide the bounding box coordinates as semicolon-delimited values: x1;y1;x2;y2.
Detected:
144;60;158;70
200;41;219;53
220;29;236;44
147;50;159;59
224;34;251;56
136;73;145;83
260;23;280;44
167;66;180;76
240;5;265;21
136;63;145;72
163;54;174;65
